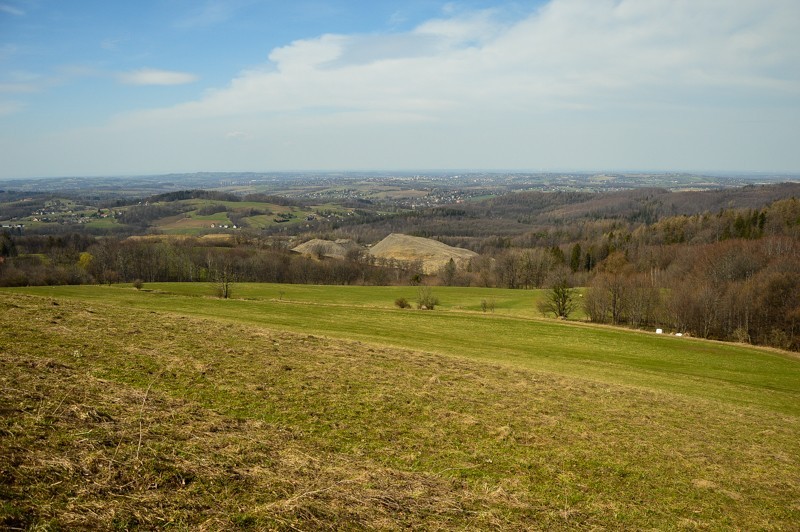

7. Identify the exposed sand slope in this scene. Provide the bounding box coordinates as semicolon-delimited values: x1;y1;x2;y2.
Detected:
292;238;358;260
368;233;478;273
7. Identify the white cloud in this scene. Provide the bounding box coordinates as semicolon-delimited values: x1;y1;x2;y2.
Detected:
118;68;199;86
269;34;348;72
121;0;797;125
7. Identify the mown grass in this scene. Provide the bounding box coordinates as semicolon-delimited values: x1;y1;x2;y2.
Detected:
12;283;799;416
1;286;799;529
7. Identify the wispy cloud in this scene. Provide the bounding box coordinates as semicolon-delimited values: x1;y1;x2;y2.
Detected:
0;70;48;94
0;65;103;96
118;68;198;86
0;82;39;93
0;4;25;16
175;0;241;29
0;100;24;116
100;38;123;51
225;130;249;140
387;10;407;28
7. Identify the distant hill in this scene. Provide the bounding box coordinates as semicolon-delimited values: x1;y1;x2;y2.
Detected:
327;182;800;241
538;182;800;222
368;233;478;273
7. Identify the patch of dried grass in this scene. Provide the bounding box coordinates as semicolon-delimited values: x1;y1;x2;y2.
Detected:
0;351;500;530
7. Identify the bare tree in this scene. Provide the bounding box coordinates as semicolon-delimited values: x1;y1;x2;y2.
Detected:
623;273;661;328
538;277;578;319
207;254;236;299
585;253;630;325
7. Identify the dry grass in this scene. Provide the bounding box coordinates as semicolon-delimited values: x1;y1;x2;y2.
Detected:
2;292;799;529
0;345;486;529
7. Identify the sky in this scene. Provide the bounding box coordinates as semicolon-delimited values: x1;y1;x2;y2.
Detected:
1;0;799;179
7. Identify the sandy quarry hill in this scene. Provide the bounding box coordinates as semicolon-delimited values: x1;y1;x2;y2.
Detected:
368;233;478;274
292;238;359;260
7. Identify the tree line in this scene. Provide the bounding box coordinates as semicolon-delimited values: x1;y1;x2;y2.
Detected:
0;233;420;288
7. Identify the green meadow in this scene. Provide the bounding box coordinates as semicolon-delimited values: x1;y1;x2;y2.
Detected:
1;283;799;529
13;283;798;415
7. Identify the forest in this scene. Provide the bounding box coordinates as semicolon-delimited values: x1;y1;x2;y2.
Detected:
1;182;799;351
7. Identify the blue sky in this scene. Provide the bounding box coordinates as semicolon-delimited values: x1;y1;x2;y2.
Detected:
1;0;798;178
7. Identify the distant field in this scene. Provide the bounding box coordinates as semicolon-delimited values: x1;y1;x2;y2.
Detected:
0;194;359;235
1;284;798;529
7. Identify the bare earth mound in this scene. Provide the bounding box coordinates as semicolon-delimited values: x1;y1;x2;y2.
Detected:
368;233;478;273
292;238;358;260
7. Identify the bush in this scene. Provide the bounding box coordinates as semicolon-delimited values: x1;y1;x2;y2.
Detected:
133;279;144;290
394;297;411;309
416;287;439;310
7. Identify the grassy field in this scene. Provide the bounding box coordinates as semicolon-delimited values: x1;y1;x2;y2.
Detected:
141;282;548;316
1;283;799;529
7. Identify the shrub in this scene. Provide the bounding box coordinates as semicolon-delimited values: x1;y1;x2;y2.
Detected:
416;287;439;310
394;297;411;309
133;279;144;290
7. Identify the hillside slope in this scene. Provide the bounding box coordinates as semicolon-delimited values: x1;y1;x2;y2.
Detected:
1;289;798;529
